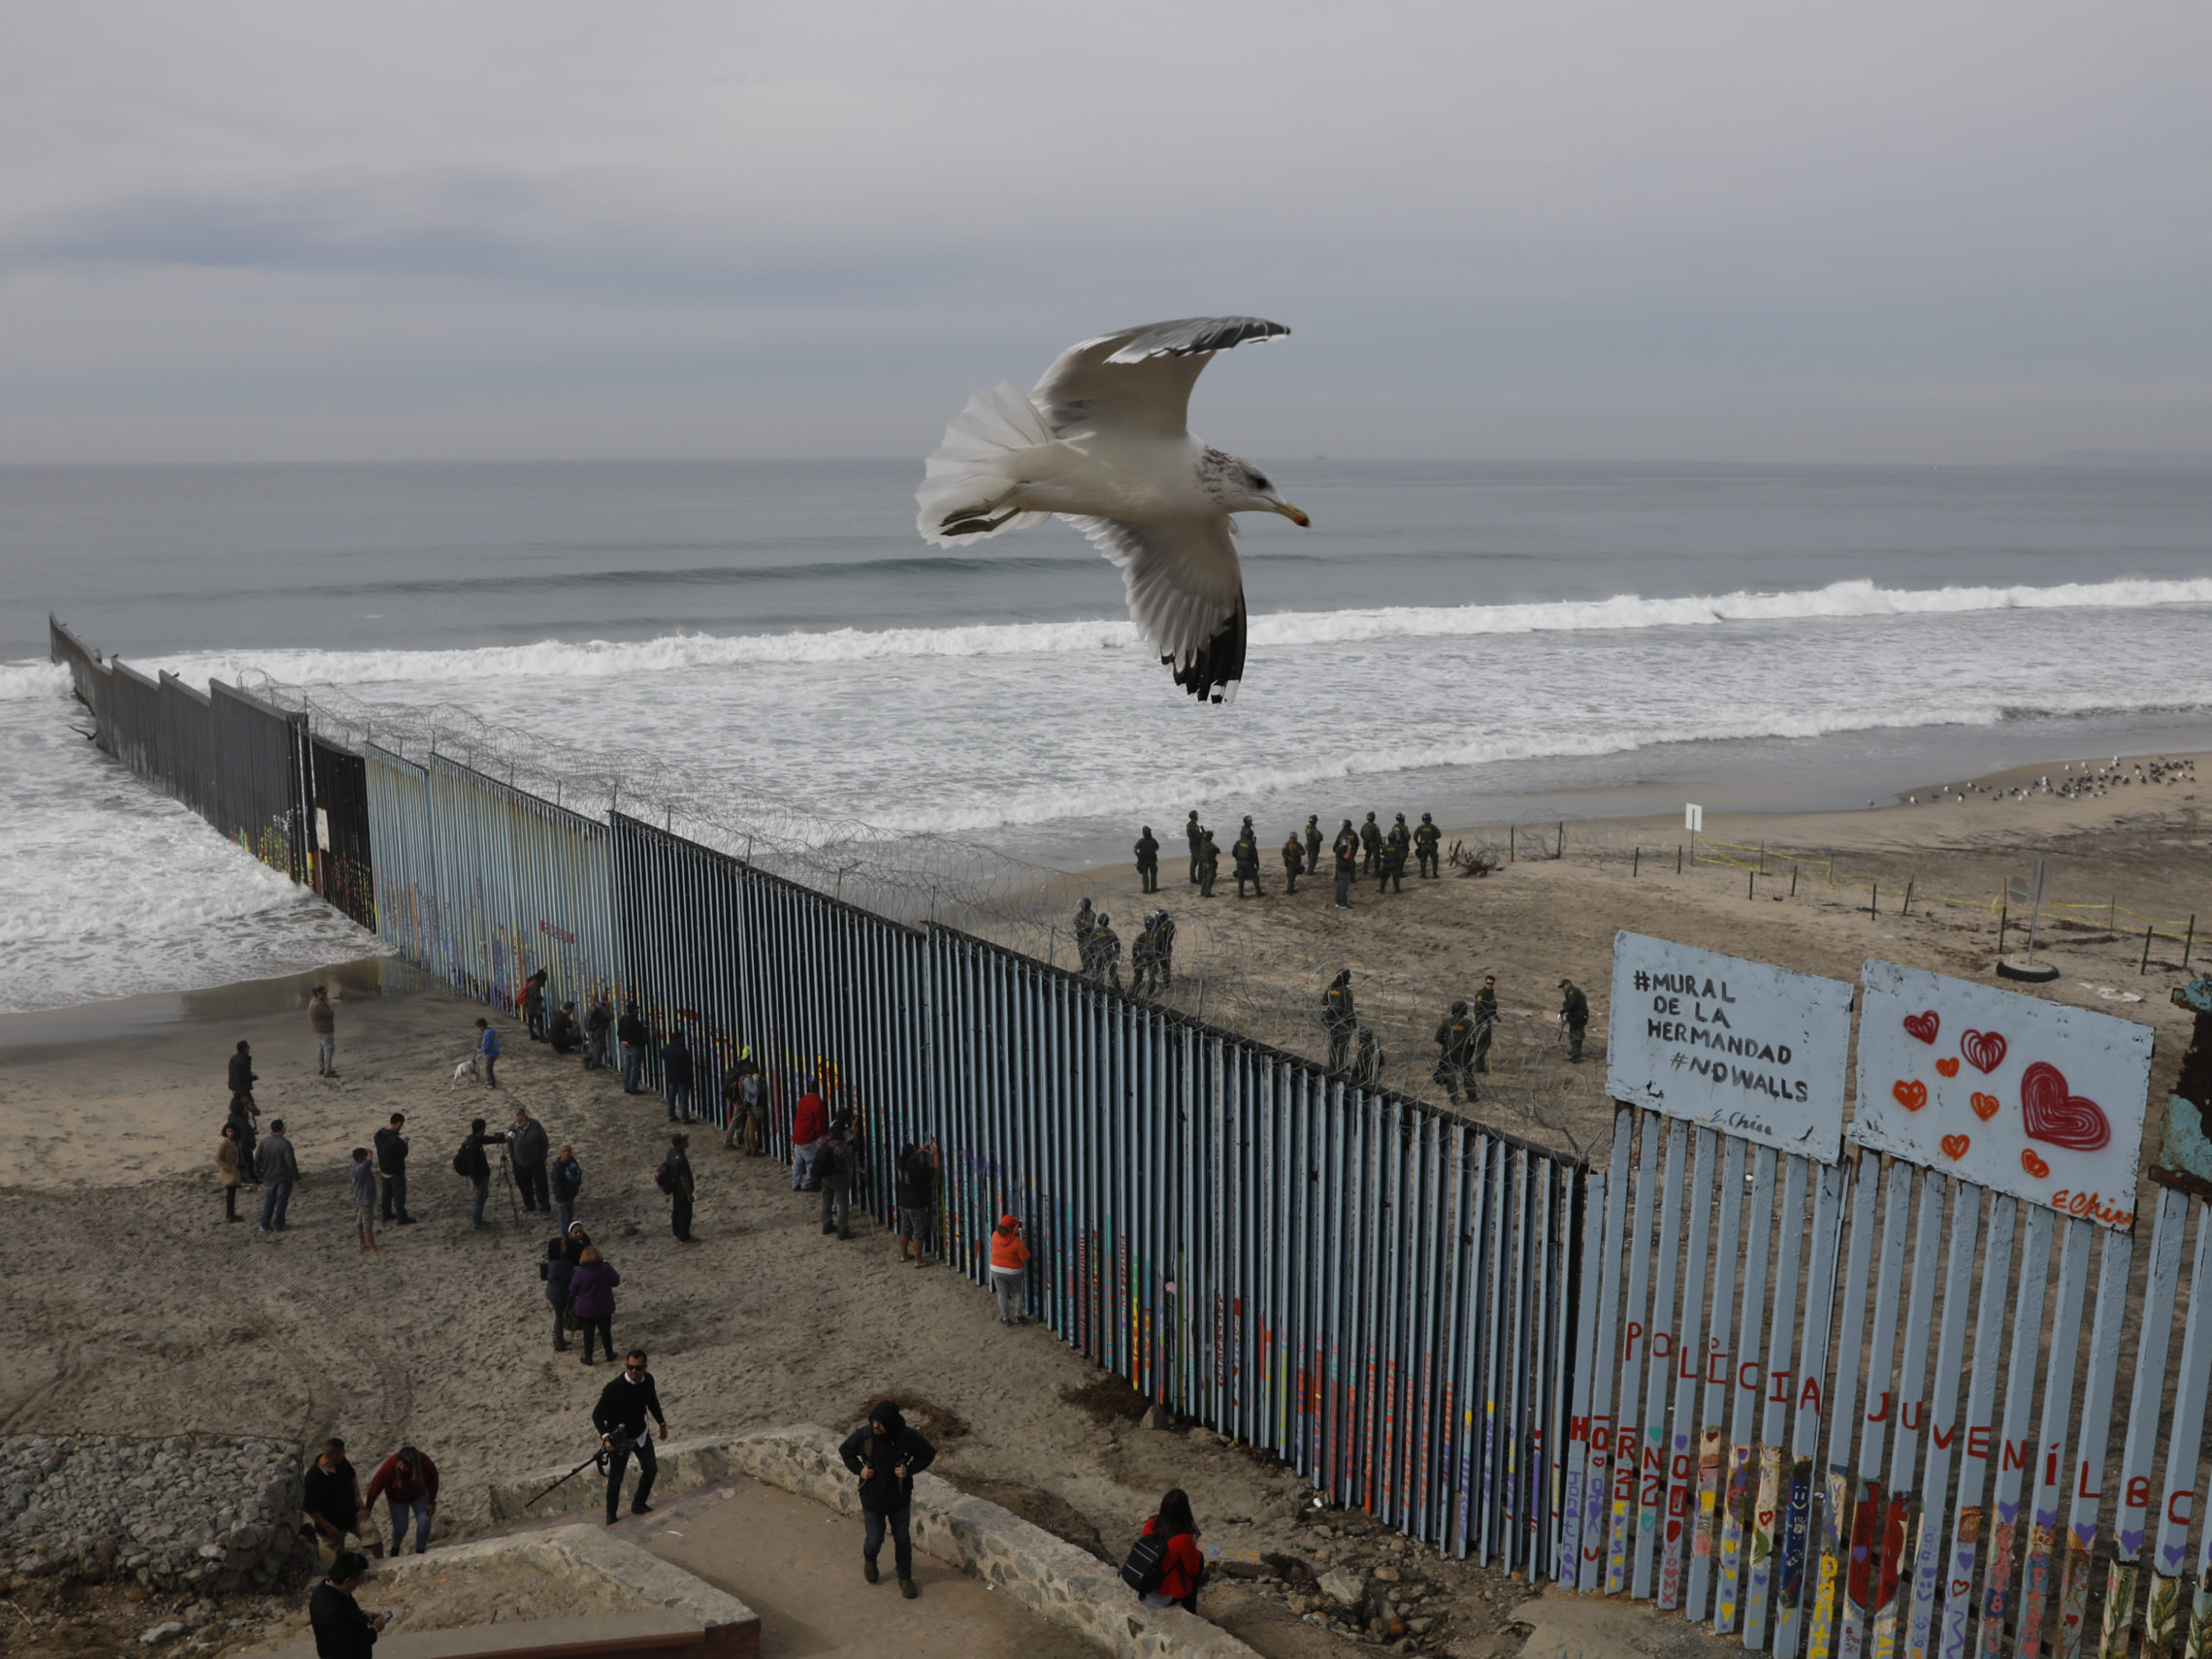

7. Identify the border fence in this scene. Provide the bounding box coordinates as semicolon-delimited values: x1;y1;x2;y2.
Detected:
49;615;1580;1576
49;616;2212;1648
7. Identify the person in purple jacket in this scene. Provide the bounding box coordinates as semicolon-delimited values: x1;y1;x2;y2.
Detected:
568;1246;622;1366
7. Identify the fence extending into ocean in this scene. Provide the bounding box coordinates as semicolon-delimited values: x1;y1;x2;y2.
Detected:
49;615;2212;1655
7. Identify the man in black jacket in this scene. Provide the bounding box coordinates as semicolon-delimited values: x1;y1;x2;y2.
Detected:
837;1401;936;1598
508;1106;550;1213
594;1350;669;1524
227;1040;257;1104
309;1552;388;1658
617;1002;649;1094
457;1119;504;1229
373;1114;412;1225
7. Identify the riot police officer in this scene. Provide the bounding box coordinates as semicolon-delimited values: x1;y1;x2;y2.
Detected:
1414;813;1441;879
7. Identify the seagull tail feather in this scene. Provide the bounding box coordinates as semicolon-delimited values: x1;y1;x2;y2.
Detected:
916;379;1055;545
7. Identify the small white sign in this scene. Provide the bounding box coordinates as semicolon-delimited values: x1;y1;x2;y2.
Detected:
1607;931;1853;1161
1684;803;1705;832
1853;960;2154;1229
315;807;331;852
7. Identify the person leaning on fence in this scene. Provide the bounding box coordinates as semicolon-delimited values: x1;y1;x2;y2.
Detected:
1134;825;1159;894
583;994;614;1070
662;1029;696;1123
895;1143;938;1266
365;1445;439;1556
815;1123;857;1240
1558;978;1589;1063
309;985;338;1078
1322;970;1356;1073
990;1214;1031;1325
790;1082;829;1191
838;1400;935;1598
521;967;550;1042
616;1001;649;1092
724;1059;767;1155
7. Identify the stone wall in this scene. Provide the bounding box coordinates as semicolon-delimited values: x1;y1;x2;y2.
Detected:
492;1426;1256;1659
0;1435;309;1591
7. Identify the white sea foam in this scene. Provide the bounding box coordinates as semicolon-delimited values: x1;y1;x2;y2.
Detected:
107;575;2212;688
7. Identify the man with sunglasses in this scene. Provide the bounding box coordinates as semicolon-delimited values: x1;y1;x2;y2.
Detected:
593;1349;669;1525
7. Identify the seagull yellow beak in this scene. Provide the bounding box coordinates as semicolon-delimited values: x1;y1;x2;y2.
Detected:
1273;503;1311;527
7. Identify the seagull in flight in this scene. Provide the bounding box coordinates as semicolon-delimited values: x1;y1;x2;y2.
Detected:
916;316;1308;703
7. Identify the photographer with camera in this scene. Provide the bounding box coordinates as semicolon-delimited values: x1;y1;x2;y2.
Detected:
453;1118;507;1230
593;1349;668;1524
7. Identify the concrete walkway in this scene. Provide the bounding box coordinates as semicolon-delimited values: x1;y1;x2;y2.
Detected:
632;1475;1099;1659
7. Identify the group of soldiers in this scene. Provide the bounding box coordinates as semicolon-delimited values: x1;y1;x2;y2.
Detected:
1322;971;1592;1102
1132;809;1446;906
1069;897;1177;996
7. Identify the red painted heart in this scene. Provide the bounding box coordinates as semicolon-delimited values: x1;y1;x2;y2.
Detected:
1940;1133;1971;1160
2021;1150;2050;1180
1893;1079;1929;1112
1936;1057;1960;1078
1969;1091;2001;1122
2020;1061;2109;1153
1961;1029;2007;1074
1903;1011;1940;1045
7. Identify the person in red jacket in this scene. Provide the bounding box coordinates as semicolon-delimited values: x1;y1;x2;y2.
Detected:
1138;1487;1206;1613
365;1446;439;1556
790;1085;828;1191
989;1214;1030;1325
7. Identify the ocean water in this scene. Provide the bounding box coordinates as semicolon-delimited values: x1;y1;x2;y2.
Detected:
5;459;2212;1014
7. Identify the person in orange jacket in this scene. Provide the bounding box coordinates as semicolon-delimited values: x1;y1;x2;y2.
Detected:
1137;1487;1206;1613
989;1214;1030;1326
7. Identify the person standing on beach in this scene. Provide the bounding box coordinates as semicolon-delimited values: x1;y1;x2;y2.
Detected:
1322;971;1356;1073
1359;811;1382;875
217;1123;244;1223
1233;832;1263;897
364;1446;439;1556
790;1080;828;1191
255;1119;299;1233
543;1236;575;1353
816;1123;855;1240
227;1040;257;1106
1433;1000;1478;1106
661;1030;695;1123
1558;978;1590;1063
1473;976;1498;1073
569;1246;621;1363
1134;826;1159;894
661;1133;698;1243
895;1143;938;1266
990;1214;1030;1325
1332;821;1358;909
595;1350;668;1522
1196;830;1220;898
1184;811;1204;885
1090;913;1123;990
617;1001;649;1091
552;1144;583;1233
474;1019;500;1089
1304;815;1323;882
509;1105;550;1213
309;987;337;1078
456;1118;499;1229
374;1113;412;1225
1414;813;1441;879
226;1092;260;1184
583;994;614;1070
1281;830;1305;894
350;1148;383;1253
838;1401;935;1598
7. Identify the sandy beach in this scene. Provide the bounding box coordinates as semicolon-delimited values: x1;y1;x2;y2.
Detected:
1;746;2205;1657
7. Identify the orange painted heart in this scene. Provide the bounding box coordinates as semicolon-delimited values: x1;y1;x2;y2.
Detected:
2020;1149;2050;1180
1903;1011;1940;1045
1940;1133;1970;1160
1969;1091;2001;1122
1893;1078;1929;1112
1936;1057;1960;1078
2020;1060;2110;1152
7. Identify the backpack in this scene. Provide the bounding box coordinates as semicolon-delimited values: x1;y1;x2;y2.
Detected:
452;1144;472;1178
1120;1529;1167;1599
653;1163;675;1195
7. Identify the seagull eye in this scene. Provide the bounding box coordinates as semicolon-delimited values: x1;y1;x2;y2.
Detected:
1249;472;1271;491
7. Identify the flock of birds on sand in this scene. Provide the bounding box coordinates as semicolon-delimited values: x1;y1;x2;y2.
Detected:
1898;755;2197;807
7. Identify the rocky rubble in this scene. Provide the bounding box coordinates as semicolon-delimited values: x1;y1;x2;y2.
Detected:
0;1435;310;1593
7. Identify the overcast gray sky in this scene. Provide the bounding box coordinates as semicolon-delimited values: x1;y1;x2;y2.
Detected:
4;3;2209;464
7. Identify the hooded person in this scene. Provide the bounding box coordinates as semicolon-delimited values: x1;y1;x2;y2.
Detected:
837;1400;936;1598
989;1214;1031;1325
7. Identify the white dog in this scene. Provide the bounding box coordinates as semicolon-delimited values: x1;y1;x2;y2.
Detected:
449;1055;481;1089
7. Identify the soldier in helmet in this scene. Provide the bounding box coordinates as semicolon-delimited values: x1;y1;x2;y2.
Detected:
1232;818;1263;897
1281;830;1305;894
1358;811;1382;875
1130;916;1162;996
1090;913;1122;991
1304;815;1323;882
1134;826;1160;894
1184;810;1204;886
1196;829;1220;898
1473;975;1499;1072
1433;999;1480;1105
1331;820;1359;909
1322;970;1356;1072
1379;815;1409;894
1149;911;1176;991
1071;898;1096;970
1414;812;1442;879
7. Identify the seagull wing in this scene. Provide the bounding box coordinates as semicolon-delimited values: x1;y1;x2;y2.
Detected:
1032;316;1289;441
1063;513;1247;703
